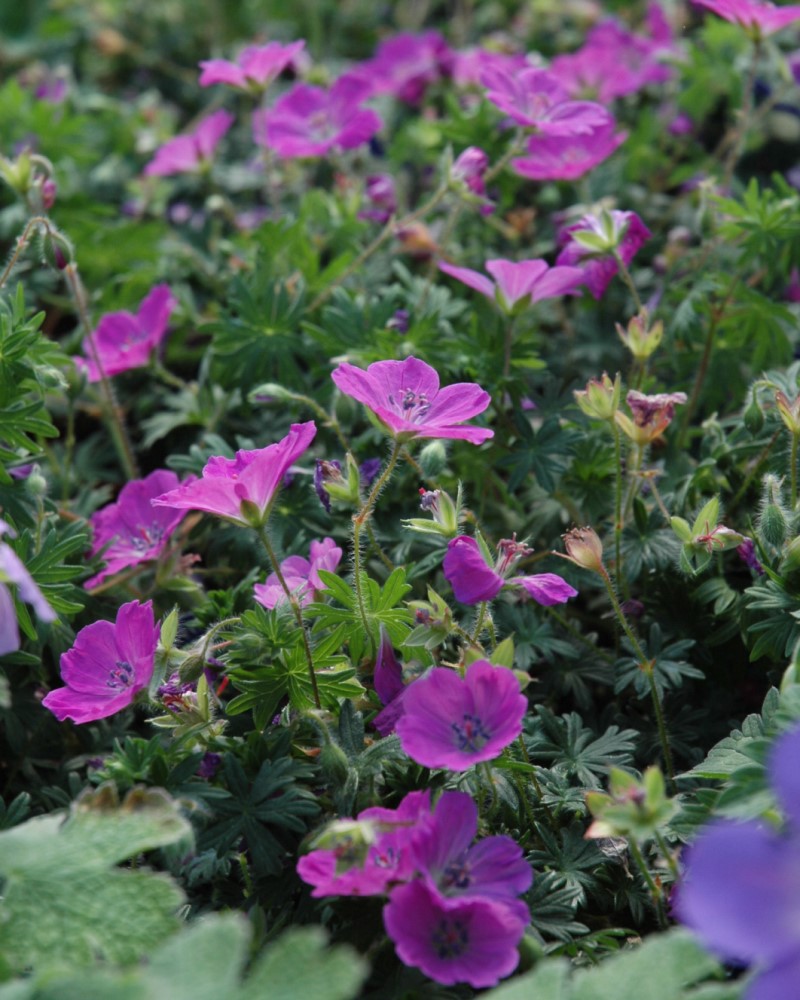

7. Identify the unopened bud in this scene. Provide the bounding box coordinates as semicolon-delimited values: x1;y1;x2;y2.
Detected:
574;372;621;421
775;390;800;435
743;387;765;435
561;526;604;573
616;311;663;361
418;439;447;477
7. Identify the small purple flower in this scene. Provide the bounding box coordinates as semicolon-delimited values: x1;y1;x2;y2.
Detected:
199;40;305;91
331;356;493;445
254;75;382;159
556;210;651;299
85;470;193;589
0;519;57;656
383;880;527;988
387;309;410;334
396;659;527;770
373;628;407;737
254;536;343;609
153;422;316;527
76;285;177;382
481;65;610;136
676;724;800;1000
297;789;432;897
359;458;383;487
439;257;584;314
450;147;493;212
144;109;234;177
352;31;449;104
359;174;397;223
42;600;159;724
512;118;627;181
447;48;530;89
314;459;341;512
443;535;577;607
197;752;222;779
737;538;764;575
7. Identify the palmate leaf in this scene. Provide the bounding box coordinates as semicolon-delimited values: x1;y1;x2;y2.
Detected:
525;708;637;789
0;786;190;974
0;917;368;1000
198;754;318;878
497;416;579;492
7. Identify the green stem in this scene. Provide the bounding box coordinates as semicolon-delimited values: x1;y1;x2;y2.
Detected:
517;733;557;828
307;185;449;313
470;602;488;644
255;525;321;709
622;444;645;521
628;837;667;929
352;440;404;654
612;420;624;589
654;829;680;881
612;251;644;313
791;433;798;510
721;38;761;188
484;129;527;184
502;316;516;380
599;568;675;789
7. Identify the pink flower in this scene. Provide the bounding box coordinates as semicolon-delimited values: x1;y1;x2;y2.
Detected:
691;0;800;37
443;535;577;607
396;660;527;771
77;285;176;382
446;48;530;89
511;118;627;181
481;65;609;135
253;75;382;158
550;17;674;103
359;173;397;223
152;422;316;527
85;470;193;589
254;536;342;609
373;628;408;736
439;257;584;313
143;109;234;177
331;357;493;445
0;519;56;655
297;790;432;897
556;209;651;299
352;31;449;104
42;601;159;724
199;40;305;91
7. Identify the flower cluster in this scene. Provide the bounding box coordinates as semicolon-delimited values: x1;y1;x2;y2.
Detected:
298;788;531;987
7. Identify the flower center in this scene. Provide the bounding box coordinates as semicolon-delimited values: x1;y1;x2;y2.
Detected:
107;660;134;690
451;713;491;752
442;855;472;890
127;522;166;554
388;388;431;423
432;917;469;959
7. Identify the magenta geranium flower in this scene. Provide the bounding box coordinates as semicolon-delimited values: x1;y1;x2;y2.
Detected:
0;519;56;656
77;285;176;382
253;75;382;158
351;30;449;104
42;600;159;724
143;109;234;177
447;48;530;89
85;470;193;589
152;421;316;527
550;17;674;103
512;119;627;182
692;0;800;37
481;65;609;135
199;40;305;91
412;792;532;906
443;535;577;607
556;209;651;299
254;536;342;609
297;789;432;898
384;881;527;988
331;357;493;445
373;627;408;737
439;258;584;313
396;659;527;770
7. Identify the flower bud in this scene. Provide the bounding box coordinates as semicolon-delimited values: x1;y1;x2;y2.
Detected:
616;311;663;361
561;526;605;573
403;487;461;538
574;372;621;421
758;475;790;548
775;390;800;435
417;439;447;478
743;387;765;435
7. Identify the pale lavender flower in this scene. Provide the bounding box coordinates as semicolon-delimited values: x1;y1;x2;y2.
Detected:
76;285;176;382
85;470;192;589
152;422;316;527
0;519;56;655
676;724;800;1000
253;75;381;158
396;659;527;770
254;537;343;609
331;357;493;445
439;257;584;313
42;600;159;724
144;109;234;177
199;40;305;92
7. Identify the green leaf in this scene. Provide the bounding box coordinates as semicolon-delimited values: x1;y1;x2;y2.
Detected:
0;786;190;973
